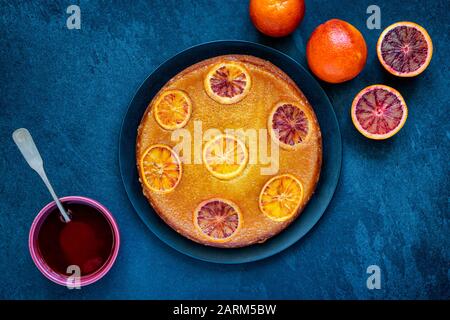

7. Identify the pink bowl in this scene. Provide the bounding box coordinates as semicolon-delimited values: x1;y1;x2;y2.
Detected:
29;196;120;287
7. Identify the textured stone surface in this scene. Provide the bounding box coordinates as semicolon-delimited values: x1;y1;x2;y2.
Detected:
0;0;448;299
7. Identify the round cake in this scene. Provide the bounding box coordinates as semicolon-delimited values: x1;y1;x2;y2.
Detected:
136;55;322;248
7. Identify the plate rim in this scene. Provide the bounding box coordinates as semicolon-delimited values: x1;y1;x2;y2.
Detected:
119;40;342;264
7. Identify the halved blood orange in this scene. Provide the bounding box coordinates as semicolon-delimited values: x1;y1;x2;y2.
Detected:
153;89;192;130
203;134;248;180
194;198;242;242
377;22;433;77
351;85;408;140
268;102;312;150
139;144;182;193
204;62;251;104
259;174;303;222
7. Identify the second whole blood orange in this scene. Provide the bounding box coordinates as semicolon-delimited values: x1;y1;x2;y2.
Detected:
306;19;367;83
249;0;305;37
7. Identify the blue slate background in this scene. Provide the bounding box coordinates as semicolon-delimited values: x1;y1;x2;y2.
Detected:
0;0;448;299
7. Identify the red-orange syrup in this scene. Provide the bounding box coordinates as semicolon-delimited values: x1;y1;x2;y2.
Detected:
37;203;114;276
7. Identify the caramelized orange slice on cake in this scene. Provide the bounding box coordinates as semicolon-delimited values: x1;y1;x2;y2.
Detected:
153;90;192;130
202;134;248;180
259;174;303;222
139;144;182;193
268;102;312;149
194;198;242;242
204;62;251;104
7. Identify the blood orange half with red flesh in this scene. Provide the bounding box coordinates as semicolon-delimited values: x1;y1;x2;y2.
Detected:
194;198;242;242
351;85;408;140
377;22;433;77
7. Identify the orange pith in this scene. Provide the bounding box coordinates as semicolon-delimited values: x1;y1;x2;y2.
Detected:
351;84;408;140
194;198;242;242
377;21;433;77
153;89;192;130
259;174;304;222
204;62;251;104
139;144;182;193
203;134;248;180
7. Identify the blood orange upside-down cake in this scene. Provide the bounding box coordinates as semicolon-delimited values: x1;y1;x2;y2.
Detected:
136;55;322;248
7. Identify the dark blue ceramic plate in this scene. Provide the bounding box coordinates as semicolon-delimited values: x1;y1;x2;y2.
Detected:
119;40;341;264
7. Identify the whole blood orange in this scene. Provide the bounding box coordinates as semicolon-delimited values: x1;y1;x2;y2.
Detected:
306;19;367;83
249;0;305;37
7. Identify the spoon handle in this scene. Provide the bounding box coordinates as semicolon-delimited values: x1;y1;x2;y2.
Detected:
12;128;71;223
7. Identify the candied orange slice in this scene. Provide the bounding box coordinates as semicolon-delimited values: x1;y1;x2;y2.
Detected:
259;174;303;222
194;198;242;242
268;102;312;150
153;90;192;130
204;62;251;104
139;144;182;193
202;134;248;180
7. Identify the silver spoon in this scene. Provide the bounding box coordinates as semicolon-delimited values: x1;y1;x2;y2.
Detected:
12;128;71;223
